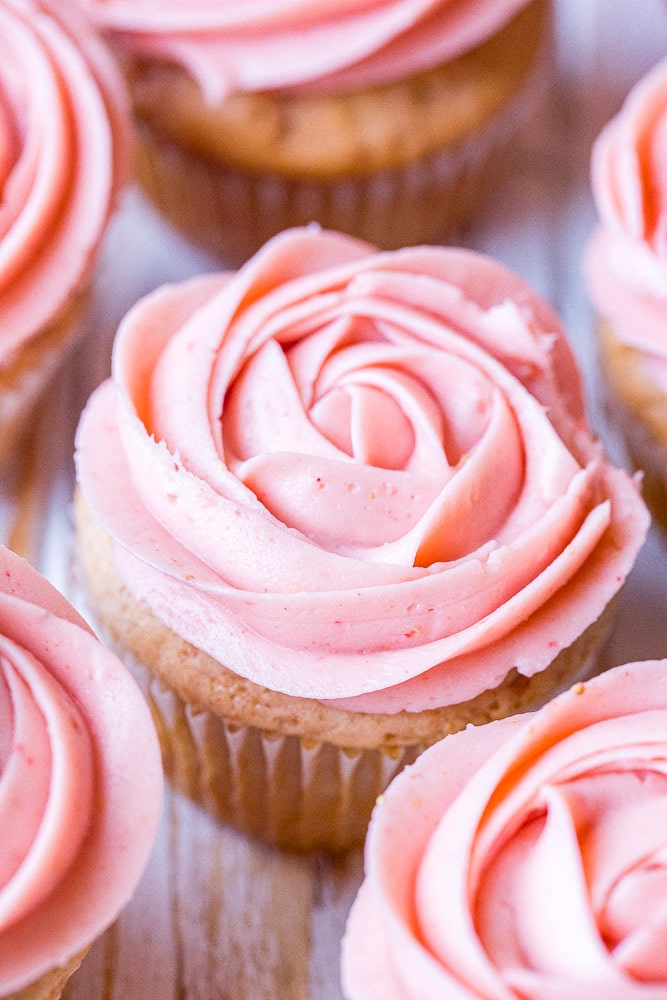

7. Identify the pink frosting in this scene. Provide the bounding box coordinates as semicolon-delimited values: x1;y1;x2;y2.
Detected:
71;0;532;100
0;546;162;996
342;660;667;999
75;227;648;715
586;57;667;376
0;0;131;365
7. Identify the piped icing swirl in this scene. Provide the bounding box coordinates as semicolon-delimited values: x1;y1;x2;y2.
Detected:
75;227;648;715
342;660;667;999
586;58;667;366
70;0;533;99
0;546;162;996
0;0;131;365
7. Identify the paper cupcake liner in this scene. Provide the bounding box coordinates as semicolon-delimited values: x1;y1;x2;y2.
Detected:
7;948;89;1000
130;660;421;853
134;41;550;266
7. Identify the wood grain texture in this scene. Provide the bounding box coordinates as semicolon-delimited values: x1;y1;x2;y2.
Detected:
3;2;667;997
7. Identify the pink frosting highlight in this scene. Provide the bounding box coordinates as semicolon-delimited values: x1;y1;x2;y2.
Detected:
342;660;667;999
586;58;667;372
0;546;162;996
0;0;131;364
71;0;532;99
75;227;648;715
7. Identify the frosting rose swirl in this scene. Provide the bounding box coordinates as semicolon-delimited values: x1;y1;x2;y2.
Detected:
586;57;667;365
70;0;532;99
0;0;131;363
342;660;667;999
0;546;162;996
75;227;648;715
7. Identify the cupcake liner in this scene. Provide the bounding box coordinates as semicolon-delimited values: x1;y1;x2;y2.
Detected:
132;662;419;853
134;39;549;265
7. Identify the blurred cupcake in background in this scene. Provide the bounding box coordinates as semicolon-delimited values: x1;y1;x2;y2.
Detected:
70;0;552;264
0;545;162;1000
0;0;131;465
586;57;667;534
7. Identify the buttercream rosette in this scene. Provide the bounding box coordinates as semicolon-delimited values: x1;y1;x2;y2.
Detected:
585;57;667;531
69;0;535;99
75;227;648;717
0;0;131;461
0;545;162;999
341;659;667;1000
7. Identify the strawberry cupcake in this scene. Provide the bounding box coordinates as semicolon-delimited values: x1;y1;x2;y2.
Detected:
586;57;667;534
70;0;551;264
0;545;162;1000
74;226;648;852
0;0;131;464
342;659;667;999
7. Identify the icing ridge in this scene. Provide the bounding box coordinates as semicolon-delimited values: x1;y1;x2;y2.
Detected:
341;660;667;999
75;227;648;715
586;57;667;364
0;0;131;364
71;0;534;99
0;546;162;995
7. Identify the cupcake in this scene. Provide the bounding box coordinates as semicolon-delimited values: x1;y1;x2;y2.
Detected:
70;0;550;264
0;0;131;465
74;226;648;852
585;58;667;534
0;544;162;1000
342;659;667;999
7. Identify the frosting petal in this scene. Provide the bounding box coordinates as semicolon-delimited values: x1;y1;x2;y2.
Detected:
71;0;534;99
586;57;667;365
0;0;131;363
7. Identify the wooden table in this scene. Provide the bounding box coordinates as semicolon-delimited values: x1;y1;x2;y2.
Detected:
6;2;667;996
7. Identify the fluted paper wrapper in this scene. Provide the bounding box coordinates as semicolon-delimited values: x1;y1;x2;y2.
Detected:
134;53;547;267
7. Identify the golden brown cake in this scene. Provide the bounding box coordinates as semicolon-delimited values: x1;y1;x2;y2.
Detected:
0;546;162;999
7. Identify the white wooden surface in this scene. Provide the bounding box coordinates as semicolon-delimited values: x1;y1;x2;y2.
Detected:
6;2;667;996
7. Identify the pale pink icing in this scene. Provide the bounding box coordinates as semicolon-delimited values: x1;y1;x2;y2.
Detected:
0;545;162;996
71;0;532;100
75;227;648;715
342;660;667;999
586;58;667;369
0;0;131;366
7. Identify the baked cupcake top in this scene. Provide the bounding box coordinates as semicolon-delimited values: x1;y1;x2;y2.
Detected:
0;545;162;996
75;227;648;716
69;0;534;98
586;58;667;365
342;659;667;999
0;0;131;365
